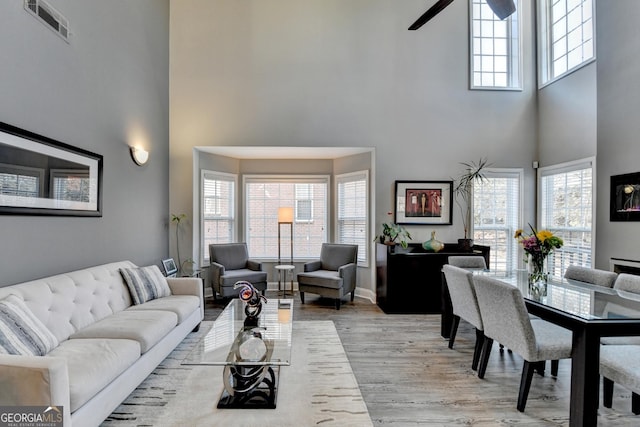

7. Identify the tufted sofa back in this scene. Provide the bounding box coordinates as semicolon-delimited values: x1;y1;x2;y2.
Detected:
0;261;136;343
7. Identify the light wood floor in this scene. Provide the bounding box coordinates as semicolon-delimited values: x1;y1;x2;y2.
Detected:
204;292;639;426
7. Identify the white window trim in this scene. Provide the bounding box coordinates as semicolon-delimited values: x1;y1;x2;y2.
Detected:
537;0;596;89
537;157;596;268
199;169;237;266
468;0;523;91
243;174;330;261
335;170;369;268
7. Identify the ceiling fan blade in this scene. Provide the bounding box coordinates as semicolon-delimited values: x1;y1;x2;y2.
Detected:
486;0;516;20
408;0;455;30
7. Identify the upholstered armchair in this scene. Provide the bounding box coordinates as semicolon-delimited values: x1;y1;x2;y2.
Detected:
209;243;267;299
297;243;358;310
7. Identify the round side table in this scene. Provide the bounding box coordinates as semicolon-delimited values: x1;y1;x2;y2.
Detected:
275;264;295;297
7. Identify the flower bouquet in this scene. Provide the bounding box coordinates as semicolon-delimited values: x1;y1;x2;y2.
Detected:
514;225;564;297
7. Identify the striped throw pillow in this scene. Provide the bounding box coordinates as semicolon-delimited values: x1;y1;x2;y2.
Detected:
0;294;59;356
120;265;171;305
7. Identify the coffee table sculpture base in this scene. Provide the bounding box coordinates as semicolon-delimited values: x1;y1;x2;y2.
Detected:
218;365;279;409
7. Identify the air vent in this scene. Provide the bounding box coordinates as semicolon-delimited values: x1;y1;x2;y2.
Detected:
24;0;70;42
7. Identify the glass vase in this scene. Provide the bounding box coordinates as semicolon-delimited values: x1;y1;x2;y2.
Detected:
527;255;548;300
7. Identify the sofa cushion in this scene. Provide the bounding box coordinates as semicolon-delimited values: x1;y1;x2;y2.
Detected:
69;310;177;353
47;338;141;412
0;295;58;356
126;295;200;323
221;269;268;287
297;270;343;289
120;265;171;305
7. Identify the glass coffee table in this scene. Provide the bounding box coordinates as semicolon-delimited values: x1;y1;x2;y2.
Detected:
183;298;293;409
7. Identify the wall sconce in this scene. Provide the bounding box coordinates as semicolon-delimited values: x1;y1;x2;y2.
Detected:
130;146;149;166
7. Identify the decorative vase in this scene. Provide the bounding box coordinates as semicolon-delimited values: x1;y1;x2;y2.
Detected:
422;230;444;252
527;255;548;300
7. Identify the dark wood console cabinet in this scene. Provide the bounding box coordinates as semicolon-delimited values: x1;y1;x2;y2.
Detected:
376;243;489;314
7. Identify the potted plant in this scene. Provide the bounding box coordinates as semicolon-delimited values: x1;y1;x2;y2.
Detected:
171;213;195;274
374;214;412;249
453;158;490;251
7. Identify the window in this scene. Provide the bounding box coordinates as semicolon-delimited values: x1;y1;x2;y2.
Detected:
473;169;523;271
201;171;236;264
539;159;594;278
51;170;91;202
538;0;595;86
245;176;328;260
0;163;44;198
336;170;369;266
469;0;521;90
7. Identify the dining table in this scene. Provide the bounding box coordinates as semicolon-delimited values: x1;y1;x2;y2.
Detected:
441;269;640;427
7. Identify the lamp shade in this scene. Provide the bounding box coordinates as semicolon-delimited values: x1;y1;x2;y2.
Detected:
130;146;149;166
278;207;294;223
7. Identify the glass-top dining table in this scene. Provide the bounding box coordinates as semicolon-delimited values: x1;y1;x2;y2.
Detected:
441;269;640;427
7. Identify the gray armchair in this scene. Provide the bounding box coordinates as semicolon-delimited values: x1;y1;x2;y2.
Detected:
209;243;267;300
297;243;358;310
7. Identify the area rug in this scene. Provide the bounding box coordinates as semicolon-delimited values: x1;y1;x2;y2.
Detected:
102;320;372;426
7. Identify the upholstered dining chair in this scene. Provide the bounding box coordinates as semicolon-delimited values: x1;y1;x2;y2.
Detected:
473;275;573;412
448;256;487;270
564;265;618;288
601;273;640;346
208;243;267;300
600;344;640;414
296;243;358;310
442;265;485;370
613;273;640;293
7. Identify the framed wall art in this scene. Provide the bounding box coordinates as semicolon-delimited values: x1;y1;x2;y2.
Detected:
611;172;640;221
394;180;453;225
0;122;103;216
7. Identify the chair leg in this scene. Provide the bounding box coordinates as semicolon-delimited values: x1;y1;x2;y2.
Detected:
471;329;485;371
517;361;536;412
534;361;545;377
448;315;460;349
300;291;305;304
478;338;493;379
550;360;559;376
632;392;640;415
350;290;355;302
211;287;217;301
603;377;614;408
335;298;341;310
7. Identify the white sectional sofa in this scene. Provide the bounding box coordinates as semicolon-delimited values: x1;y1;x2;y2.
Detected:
0;261;204;427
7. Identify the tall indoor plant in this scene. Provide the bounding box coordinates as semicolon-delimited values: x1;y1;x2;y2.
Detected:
171;213;194;274
453;158;490;251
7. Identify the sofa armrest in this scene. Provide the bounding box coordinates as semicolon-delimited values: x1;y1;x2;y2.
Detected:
304;260;322;272
338;263;357;292
247;260;262;271
0;355;71;426
167;277;204;319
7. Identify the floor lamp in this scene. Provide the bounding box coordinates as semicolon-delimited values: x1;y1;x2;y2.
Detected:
277;207;294;265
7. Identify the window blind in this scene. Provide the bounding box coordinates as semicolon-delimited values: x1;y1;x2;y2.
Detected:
201;171;235;264
539;159;593;278
336;171;368;266
473;170;522;271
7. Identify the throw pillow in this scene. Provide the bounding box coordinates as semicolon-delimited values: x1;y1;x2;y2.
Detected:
120;265;171;305
0;294;59;356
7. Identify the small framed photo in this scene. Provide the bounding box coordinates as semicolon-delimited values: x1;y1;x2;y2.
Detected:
161;258;178;277
395;180;453;225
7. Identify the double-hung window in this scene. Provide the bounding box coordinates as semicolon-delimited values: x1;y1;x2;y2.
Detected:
0;163;44;198
201;170;236;264
245;176;328;260
539;159;594;278
469;0;521;90
538;0;595;86
336;170;369;266
473;169;523;271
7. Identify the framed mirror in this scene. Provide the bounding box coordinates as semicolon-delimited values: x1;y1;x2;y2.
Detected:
0;122;103;216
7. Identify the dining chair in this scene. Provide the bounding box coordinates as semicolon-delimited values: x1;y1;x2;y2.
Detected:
564;265;617;288
613;273;640;293
442;265;484;370
473;275;573;412
448;256;487;269
600;344;640;414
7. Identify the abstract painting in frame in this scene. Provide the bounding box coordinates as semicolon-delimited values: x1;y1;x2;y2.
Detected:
394;180;453;225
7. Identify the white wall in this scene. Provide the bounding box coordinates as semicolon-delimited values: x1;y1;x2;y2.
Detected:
170;0;540;291
0;1;170;285
595;1;640;269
